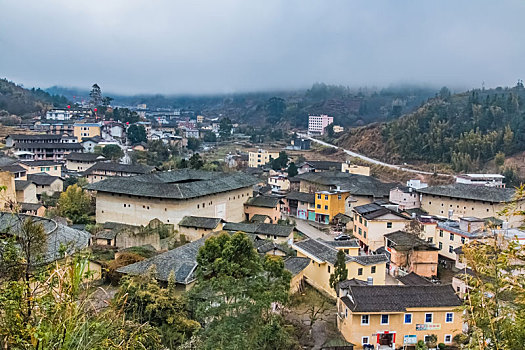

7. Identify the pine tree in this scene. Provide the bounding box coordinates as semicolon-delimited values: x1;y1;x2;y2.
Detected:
329;250;348;292
89;83;102;107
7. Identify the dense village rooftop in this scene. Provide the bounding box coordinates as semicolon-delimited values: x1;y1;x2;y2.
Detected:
87;169;258;199
65;152;107;162
294;171;396;197
293;238;388;266
417;183;516;203
83;162;156;175
354;202;407;220
0;212;90;263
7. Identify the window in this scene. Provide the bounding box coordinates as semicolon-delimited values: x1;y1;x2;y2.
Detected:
364;231;367;238
364;220;367;227
324;195;328;200
324;205;328;210
317;204;321;209
338;194;342;200
328;266;331;273
371;266;376;273
424;335;432;343
358;228;362;235
386;222;392;228
461;237;465;244
361;315;369;325
362;336;369;345
449;245;454;254
444;335;452;343
439;242;443;250
439;230;443;237
425;313;433;323
450;233;454;241
446;312;453;323
359;217;362;224
358;268;363;275
381;314;389;325
404;313;412;324
317;194;321;199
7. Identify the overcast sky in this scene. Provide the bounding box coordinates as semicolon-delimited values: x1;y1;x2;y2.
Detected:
1;0;523;95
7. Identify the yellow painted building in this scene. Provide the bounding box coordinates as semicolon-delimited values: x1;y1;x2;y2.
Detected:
73;122;101;141
248;149;280;168
314;190;350;224
353;203;410;253
337;284;463;349
292;238;388;298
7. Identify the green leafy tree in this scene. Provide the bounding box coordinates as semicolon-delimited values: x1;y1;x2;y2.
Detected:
111;108;141;124
270;151;289;171
329;250;348;292
101;144;124;161
287;162;298;177
460;186;525;349
265;97;286;124
57;184;94;224
494;151;505;168
188;232;297;350
187;137;201;151
115;270;200;348
219;118;233;140
202;131;217;142
127;124;147;144
189;153;204;169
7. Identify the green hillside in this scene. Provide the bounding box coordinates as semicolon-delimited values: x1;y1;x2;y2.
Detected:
0;78;69;117
337;83;525;172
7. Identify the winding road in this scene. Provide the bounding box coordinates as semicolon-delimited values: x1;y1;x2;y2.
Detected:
298;133;452;177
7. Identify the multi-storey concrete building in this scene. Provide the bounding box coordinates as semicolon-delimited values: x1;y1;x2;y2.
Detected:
308;114;333;135
248;149;279;168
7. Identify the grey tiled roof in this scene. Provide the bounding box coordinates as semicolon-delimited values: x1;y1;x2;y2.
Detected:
222;222;258;233
354;203;407;220
0;164;26;173
321;239;359;248
14;142;83;150
384;231;439;251
250;214;270;223
437;221;487;239
340;285;461;312
223;222;294;238
88;169;258;200
254;240;287;254
7;134;63;141
117;236;208;283
255;223;294;237
65;152;106;162
245;195;281;208
301;161;342;171
27;173;62;186
20;160;60;167
0;212;89;263
19;202;44;211
334;213;352;223
84;162;155;175
294;171;396;197
285;191;315;203
15;180;33;190
397;272;433;286
178;216;222;229
294;238;388;266
417;183;516;203
284;256;310;276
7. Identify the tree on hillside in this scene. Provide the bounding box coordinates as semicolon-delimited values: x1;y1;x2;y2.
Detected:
219;118;233;140
57;184;94;224
188;232;297;349
460;186;525;349
0;215;162;348
115;271;200;348
127;124;147;144
265;97;286;124
287;162;298;177
271;151;289;171
100;144;124;161
329;250;348;292
202;131;217;142
112;108;141;124
189;153;204;170
187;137;201;151
89;83;102;107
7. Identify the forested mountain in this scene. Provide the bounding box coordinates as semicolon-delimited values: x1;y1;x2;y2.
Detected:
337;83;525;172
47;83;437;128
0;79;69;117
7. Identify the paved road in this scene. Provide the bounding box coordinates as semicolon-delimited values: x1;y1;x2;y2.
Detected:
291;217;333;241
298;133;452;177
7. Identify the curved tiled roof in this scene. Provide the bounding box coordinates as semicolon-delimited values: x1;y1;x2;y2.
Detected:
417;183;515;203
88;169;258;199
